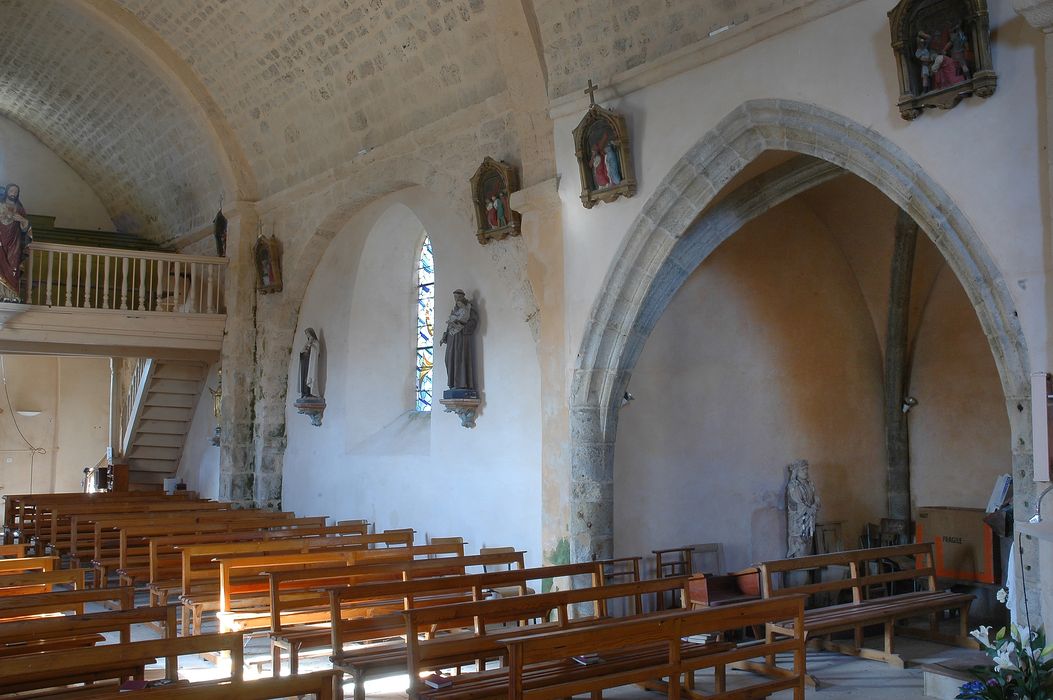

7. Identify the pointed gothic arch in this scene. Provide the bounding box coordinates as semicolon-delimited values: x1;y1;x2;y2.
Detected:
568;98;1033;610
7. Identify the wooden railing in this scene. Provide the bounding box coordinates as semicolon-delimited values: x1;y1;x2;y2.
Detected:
24;243;226;314
116;358;152;458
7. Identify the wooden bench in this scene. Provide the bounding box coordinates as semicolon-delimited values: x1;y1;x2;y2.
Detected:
0;630;244;697
264;549;533;677
754;542;976;687
0;586;134;621
0;604;177;660
176;530;415;635
401;577;701;700
324;560;603;700
215;540;468;634
0;545;25;559
38;500;224;554
0;568;86;596
687;567;762;608
123;522;369;593
500;597;806;700
49;670;339;700
92;515;334;587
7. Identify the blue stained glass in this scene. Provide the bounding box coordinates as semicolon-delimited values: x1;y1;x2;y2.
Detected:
415;236;434;411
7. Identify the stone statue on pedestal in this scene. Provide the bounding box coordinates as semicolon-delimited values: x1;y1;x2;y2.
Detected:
786;459;820;558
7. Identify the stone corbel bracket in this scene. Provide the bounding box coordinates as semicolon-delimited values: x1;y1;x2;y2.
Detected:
294;396;326;427
439;396;481;429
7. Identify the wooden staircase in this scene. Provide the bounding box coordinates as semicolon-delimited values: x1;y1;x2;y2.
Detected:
123;360;209;490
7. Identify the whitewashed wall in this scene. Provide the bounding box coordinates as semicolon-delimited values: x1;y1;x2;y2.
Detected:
283;187;543;564
0;116;114;231
176;364;221;500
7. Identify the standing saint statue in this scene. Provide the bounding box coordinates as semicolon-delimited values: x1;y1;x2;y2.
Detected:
786;459;820;558
299;328;320;398
0;184;33;303
440;289;479;391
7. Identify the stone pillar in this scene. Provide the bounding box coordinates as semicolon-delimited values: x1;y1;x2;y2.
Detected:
252;288;294;511
511;180;570;566
217;201;258;507
1011;0;1053;626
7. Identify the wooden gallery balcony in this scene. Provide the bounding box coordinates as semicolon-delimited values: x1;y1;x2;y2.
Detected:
0;242;227;360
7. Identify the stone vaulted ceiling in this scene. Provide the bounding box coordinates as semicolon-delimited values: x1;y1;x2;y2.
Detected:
0;0;818;242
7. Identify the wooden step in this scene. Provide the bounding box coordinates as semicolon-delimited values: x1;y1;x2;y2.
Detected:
128;472;169;486
143;393;196;409
136;420;189;435
152;363;208;381
127;458;178;473
132;433;185;448
149;379;202;395
141;405;193;422
127;445;181;461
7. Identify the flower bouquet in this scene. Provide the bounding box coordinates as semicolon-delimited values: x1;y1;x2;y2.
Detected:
958;589;1053;700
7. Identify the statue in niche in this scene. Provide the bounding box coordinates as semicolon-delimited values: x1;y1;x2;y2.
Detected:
0;184;33;303
299;328;320;398
786;459;820;558
294;328;326;427
440;290;479;396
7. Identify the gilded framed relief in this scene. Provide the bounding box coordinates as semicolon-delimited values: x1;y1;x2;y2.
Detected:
573;81;636;209
888;0;996;119
470;157;520;245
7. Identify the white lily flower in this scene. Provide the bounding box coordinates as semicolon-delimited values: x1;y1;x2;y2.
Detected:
996;588;1008;604
970;626;992;648
993;648;1019;673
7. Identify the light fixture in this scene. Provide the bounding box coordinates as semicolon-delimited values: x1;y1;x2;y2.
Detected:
15;410;41;417
901;397;918;413
1030;483;1053;524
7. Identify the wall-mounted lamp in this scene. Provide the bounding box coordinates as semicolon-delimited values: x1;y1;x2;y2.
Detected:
901;397;918;413
1030;484;1053;524
621;391;635;408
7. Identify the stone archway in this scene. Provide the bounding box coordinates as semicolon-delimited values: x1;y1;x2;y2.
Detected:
569;98;1034;610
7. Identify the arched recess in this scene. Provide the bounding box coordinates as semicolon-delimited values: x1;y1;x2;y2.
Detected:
569;99;1033;607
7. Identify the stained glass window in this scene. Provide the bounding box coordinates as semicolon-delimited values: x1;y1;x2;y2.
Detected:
415;236;435;411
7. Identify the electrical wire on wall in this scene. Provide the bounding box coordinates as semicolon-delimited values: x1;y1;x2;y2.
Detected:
0;356;46;493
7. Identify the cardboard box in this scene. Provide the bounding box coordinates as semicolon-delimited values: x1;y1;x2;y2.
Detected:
916;507;997;584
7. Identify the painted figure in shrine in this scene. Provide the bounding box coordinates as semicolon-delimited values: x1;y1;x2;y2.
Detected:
0;184;32;303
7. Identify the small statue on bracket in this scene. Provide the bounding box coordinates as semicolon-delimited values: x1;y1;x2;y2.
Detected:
438;289;482;428
294;328;326;426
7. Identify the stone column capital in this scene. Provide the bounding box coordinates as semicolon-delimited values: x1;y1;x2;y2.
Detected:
1013;0;1053;31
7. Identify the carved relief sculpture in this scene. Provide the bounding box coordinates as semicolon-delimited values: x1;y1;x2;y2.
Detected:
470;158;521;244
888;0;996;119
0;184;33;303
294;328;326;426
786;459;820;558
253;231;283;294
573;80;637;208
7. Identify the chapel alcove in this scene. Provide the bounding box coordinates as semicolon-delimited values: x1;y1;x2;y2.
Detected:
613;166;1010;577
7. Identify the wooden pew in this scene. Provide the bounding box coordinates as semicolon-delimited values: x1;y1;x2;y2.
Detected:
143;523;371;605
0;604;177;660
0;545;25;559
53;669;339;700
43;501;226;555
92;515;333;587
401;577;693;700
0;631;244;697
755;542;976;687
3;492;198;545
177;530;415;635
500;597;807;700
268;549;533;676
214;541;467;635
0;586;134;621
324;560;602;700
0;568;86;596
